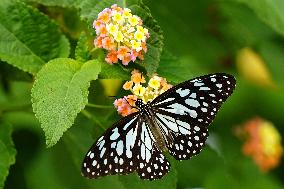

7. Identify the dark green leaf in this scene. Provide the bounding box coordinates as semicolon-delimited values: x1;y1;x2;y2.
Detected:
238;0;284;37
0;123;16;189
0;0;70;74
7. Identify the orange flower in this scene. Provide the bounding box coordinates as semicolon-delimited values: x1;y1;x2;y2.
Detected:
111;4;123;13
102;37;115;50
236;117;283;172
113;98;124;108
114;70;172;115
117;46;131;59
121;53;132;65
123;81;133;90
119;105;132;117
142;42;147;52
126;95;137;106
93;5;150;66
99;26;108;37
105;51;118;64
93;20;103;30
131;72;146;84
98;11;110;23
94;36;103;48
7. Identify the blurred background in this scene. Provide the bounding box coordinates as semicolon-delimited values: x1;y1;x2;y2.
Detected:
1;0;284;189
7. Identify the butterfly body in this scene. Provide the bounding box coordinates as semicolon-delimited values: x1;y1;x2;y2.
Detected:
82;73;236;180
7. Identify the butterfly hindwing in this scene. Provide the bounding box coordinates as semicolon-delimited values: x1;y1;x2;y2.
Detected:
81;113;170;180
82;113;140;178
137;121;170;180
151;73;236;160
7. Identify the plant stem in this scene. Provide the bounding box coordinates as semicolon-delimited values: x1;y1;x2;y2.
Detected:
86;103;113;109
81;110;105;131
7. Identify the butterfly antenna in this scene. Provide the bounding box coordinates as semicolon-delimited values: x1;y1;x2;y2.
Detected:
108;95;117;98
123;97;137;109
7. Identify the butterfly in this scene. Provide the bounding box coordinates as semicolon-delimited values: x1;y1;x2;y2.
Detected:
81;73;236;180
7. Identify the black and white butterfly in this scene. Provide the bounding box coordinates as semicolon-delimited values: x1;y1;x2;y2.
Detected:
81;73;236;180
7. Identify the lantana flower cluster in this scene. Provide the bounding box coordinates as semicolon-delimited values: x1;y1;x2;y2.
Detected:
93;4;150;65
114;70;172;117
235;117;283;172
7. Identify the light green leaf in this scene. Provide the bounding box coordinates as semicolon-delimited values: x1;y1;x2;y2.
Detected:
238;0;284;37
0;0;70;75
0;123;16;189
31;58;101;147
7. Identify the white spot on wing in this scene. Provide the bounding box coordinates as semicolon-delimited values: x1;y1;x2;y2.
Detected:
110;128;120;140
200;87;210;91
155;97;175;105
176;88;190;97
194;82;204;87
216;84;222;88
123;117;137;130
185;99;200;107
116;140;124;156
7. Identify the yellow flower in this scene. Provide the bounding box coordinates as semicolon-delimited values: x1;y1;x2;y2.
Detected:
106;23;118;35
124;8;131;13
93;5;150;65
112;12;123;23
143;28;149;35
128;15;139;26
123;81;133;90
236;117;283;172
134;31;145;41
259;121;283;156
123;8;132;18
133;84;146;96
148;76;161;89
114;31;124;42
131;40;142;51
127;26;135;33
236;47;276;88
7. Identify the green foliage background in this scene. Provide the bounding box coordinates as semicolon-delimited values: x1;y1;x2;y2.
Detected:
0;0;284;188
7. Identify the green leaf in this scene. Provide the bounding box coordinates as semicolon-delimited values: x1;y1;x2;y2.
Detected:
219;1;275;48
74;32;132;80
80;0;163;76
31;58;101;147
258;40;284;86
0;122;16;189
99;63;131;80
129;2;164;76
22;0;80;8
119;165;177;189
75;32;92;63
238;0;284;37
0;0;70;75
157;51;195;83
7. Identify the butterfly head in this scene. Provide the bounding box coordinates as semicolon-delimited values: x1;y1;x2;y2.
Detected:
136;99;144;109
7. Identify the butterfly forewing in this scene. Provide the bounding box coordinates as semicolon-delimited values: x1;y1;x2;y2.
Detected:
150;73;236;160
